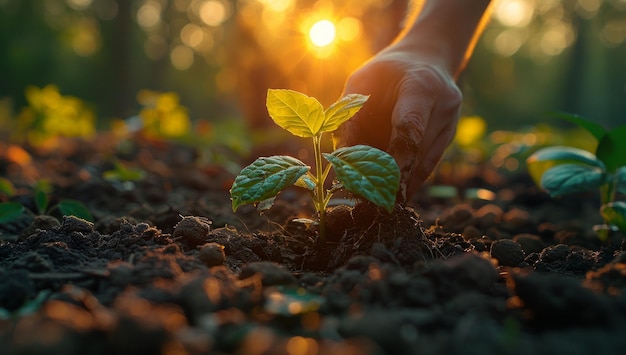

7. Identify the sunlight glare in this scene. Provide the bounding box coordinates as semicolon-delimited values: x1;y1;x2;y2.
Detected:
309;20;336;47
337;17;362;42
260;0;293;12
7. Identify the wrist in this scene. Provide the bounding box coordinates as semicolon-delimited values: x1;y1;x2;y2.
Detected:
393;0;493;79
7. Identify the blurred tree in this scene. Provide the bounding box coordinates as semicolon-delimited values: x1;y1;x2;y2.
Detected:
465;0;626;129
0;0;624;132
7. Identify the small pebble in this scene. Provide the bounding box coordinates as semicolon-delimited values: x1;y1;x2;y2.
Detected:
462;225;483;240
491;239;525;267
199;242;226;267
513;233;546;255
173;216;212;248
539;244;570;263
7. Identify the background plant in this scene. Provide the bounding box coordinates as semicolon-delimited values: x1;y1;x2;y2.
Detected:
0;179;93;224
527;114;626;238
12;85;96;147
230;89;400;241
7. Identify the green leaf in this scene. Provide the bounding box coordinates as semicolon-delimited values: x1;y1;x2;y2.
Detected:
321;94;369;134
231;156;310;211
526;146;604;187
0;289;51;320
35;188;48;215
324;145;399;213
600;201;626;233
0;178;16;196
57;200;93;221
596;125;626;173
540;164;606;197
266;89;325;138
552;112;606;143
0;202;25;223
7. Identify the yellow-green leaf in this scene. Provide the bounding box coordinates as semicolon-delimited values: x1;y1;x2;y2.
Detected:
321;94;369;134
0;178;16;197
266;89;325;137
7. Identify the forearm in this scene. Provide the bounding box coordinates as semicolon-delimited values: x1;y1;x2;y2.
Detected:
395;0;494;79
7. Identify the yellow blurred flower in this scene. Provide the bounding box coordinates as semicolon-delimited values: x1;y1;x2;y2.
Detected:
455;116;487;147
15;85;96;146
138;90;191;138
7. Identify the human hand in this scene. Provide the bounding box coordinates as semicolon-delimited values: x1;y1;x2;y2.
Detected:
335;44;462;203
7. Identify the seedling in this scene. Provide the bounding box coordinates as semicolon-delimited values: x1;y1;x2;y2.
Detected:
527;114;626;239
103;159;147;189
230;89;400;241
0;180;93;224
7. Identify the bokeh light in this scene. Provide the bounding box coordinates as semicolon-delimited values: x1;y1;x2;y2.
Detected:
198;0;231;27
66;0;92;11
170;45;195;70
137;1;162;29
1;0;625;135
495;0;534;27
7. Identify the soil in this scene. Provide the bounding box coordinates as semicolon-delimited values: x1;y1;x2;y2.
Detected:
1;137;626;355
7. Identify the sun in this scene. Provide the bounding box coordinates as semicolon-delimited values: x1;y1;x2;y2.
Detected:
308;19;336;47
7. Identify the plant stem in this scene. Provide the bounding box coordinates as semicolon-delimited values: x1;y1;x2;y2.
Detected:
600;180;616;206
599;179;617;237
313;134;327;241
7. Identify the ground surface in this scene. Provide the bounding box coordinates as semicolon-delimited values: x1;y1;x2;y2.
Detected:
1;137;625;355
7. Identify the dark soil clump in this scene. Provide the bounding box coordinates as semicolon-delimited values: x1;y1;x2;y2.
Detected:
1;138;625;354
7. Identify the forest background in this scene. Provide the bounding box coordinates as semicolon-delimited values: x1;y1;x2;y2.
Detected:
1;0;624;135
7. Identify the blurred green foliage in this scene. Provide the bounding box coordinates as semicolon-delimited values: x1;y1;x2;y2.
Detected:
0;0;624;133
0;178;93;223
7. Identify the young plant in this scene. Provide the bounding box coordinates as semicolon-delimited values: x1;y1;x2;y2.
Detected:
103;159;147;189
0;180;93;224
230;89;400;241
526;114;626;239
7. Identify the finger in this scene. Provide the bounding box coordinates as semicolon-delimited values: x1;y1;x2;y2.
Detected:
406;85;461;198
337;63;397;149
406;122;458;199
387;76;435;202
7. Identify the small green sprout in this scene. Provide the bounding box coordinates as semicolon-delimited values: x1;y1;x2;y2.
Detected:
103;159;147;183
0;180;93;224
527;114;626;239
230;89;400;241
